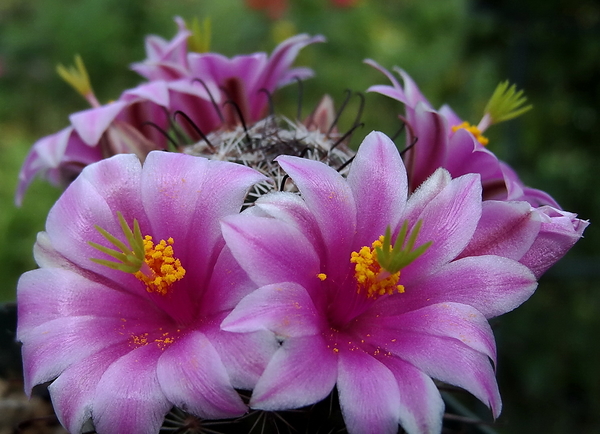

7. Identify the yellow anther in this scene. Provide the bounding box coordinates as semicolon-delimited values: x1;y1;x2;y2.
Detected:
135;236;186;296
451;121;489;146
317;273;327;281
350;236;405;299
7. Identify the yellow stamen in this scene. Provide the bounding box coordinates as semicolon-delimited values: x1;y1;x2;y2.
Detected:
135;236;186;296
129;330;180;350
451;121;489;146
317;273;327;281
350;236;405;299
90;213;186;296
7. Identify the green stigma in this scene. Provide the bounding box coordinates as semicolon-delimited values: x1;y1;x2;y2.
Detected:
187;17;211;53
89;212;145;273
375;220;432;274
56;55;95;100
484;80;533;125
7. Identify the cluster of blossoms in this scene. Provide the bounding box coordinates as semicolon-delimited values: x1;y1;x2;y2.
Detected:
16;18;587;434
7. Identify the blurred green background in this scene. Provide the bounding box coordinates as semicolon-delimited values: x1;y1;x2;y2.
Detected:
0;0;598;432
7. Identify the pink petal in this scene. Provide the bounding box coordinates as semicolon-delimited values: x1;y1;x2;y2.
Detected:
459;200;541;260
49;343;131;433
337;349;401;434
371;302;497;364
520;206;589;278
394;67;431;108
44;154;151;294
386;255;537;319
263;34;325;86
376;330;502;418
15;127;73;205
276;155;357;282
403;103;450;190
366;84;407;103
131;16;191;80
32;231;77;270
250;335;338;410
445;130;503;181
438;104;463;127
222;282;324;337
278;65;315;86
204;325;279;390
521;186;561;208
15;127;101;205
383;357;444;434
200;246;257;313
70;101;128;146
20;316;134;393
401;173;482;282
253;192;326;259
16;268;162;340
140;152;266;290
156;331;247;419
93;345;171;434
347;131;407;249
255;35;325;115
402;168;451;220
364;59;406;103
121;81;170;107
166;80;223;133
221;214;320;290
188;52;267;93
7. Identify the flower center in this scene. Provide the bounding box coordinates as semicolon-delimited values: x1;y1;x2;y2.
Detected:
135;236;186;295
451;121;489;146
348;221;432;300
89;212;186;296
351;236;405;298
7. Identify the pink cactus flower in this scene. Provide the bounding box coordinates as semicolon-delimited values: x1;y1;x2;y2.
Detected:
15;126;102;206
17;151;277;434
220;131;541;434
365;59;555;206
461;201;588;279
16;18;323;205
130;16;192;81
365;60;588;278
133;17;324;125
15;80;177;206
184;32;325;125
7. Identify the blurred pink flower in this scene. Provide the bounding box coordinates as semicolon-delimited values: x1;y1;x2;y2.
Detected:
133;19;324;126
365;60;588;278
15;81;176;206
16;18;323;205
366;60;553;206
